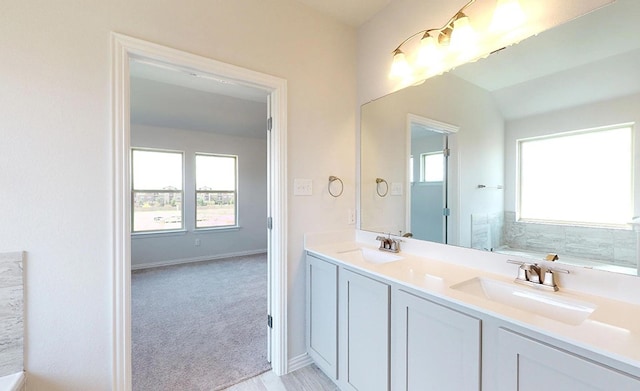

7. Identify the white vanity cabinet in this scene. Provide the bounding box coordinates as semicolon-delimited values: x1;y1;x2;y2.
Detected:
497;328;640;391
305;253;339;379
392;289;482;391
339;268;391;391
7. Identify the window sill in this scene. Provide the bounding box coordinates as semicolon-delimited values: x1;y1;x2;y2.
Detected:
131;230;187;239
194;226;242;234
516;219;632;231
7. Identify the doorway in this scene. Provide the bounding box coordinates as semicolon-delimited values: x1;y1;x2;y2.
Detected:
111;33;288;390
406;114;459;244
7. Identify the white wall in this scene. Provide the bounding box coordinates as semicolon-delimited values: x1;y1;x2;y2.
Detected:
0;0;356;389
130;124;268;268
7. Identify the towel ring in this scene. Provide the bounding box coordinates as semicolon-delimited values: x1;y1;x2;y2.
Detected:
376;178;389;197
328;176;344;197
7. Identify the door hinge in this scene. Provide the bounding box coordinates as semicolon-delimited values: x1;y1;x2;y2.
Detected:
443;208;451;216
267;216;273;230
443;148;451;157
267;314;273;328
267;117;273;131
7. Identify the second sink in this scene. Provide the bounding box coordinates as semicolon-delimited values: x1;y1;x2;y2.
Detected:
337;247;403;264
451;277;597;325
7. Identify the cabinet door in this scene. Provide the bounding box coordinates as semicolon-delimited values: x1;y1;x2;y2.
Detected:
497;328;640;391
306;254;338;379
393;290;481;391
339;268;390;391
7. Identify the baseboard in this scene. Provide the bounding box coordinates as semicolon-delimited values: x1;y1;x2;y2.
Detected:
287;353;313;373
131;249;268;270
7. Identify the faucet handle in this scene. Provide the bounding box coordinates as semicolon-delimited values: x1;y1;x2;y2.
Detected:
542;267;569;290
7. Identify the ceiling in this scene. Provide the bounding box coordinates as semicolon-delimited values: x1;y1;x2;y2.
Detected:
130;61;268;138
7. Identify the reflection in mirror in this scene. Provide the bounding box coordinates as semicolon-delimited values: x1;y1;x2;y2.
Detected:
408;115;457;244
360;0;640;276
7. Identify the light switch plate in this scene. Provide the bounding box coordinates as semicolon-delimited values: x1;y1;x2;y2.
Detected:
391;182;403;196
294;178;313;196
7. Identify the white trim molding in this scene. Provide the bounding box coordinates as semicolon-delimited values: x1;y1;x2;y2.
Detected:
111;32;288;390
287;353;314;373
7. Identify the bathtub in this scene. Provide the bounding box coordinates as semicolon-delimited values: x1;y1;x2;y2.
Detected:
0;372;25;391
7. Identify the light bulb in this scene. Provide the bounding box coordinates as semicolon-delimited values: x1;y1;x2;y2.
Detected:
416;34;444;69
390;50;412;79
490;0;526;32
449;14;478;61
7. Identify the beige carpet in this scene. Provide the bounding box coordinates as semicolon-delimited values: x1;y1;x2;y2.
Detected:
132;254;270;390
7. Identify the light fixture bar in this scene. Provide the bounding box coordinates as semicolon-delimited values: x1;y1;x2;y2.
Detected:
389;0;526;83
391;0;476;54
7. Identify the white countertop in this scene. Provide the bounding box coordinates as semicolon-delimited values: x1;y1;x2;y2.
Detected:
305;235;640;371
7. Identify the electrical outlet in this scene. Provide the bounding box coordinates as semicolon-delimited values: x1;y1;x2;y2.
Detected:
294;178;313;196
195;238;201;246
347;209;355;225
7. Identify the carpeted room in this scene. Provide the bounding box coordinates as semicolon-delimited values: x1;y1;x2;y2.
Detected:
129;59;271;390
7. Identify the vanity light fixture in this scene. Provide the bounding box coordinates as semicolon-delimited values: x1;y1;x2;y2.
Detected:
390;0;526;82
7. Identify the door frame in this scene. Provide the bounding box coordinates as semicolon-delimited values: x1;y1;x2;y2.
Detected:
111;33;288;390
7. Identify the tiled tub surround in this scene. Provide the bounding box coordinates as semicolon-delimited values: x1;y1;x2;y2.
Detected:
502;211;637;270
470;212;504;251
0;252;24;390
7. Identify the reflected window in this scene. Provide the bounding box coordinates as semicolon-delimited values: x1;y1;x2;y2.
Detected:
131;149;184;232
421;152;444;182
518;124;633;226
196;154;237;229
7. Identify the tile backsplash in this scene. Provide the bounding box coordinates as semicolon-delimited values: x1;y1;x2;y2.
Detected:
0;252;23;376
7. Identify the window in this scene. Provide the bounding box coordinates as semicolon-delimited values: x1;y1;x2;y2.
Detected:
196;154;237;228
518;124;633;226
421;152;444;182
131;149;184;232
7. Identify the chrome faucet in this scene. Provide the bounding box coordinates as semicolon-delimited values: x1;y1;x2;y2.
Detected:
507;260;569;291
375;233;402;253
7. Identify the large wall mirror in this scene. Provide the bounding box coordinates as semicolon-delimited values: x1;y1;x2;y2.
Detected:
361;0;640;276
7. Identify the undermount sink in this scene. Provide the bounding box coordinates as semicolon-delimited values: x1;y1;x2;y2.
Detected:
337;247;403;264
451;277;597;325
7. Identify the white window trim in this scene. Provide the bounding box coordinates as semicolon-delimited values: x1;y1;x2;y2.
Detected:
131;147;186;234
195;153;239;230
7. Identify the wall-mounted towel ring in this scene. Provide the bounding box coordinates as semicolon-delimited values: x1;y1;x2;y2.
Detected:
376;178;389;197
328;176;344;197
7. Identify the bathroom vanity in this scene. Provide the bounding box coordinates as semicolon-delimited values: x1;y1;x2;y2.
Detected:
305;231;640;391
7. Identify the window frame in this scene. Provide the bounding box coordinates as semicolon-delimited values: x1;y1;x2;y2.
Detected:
420;151;445;183
131;147;185;234
194;152;239;230
516;123;634;228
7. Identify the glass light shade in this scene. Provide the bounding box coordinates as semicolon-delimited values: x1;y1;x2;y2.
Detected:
450;15;476;52
490;0;526;32
390;50;412;79
450;14;478;61
416;35;444;69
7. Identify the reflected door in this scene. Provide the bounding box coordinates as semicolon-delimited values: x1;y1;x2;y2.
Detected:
410;125;449;243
